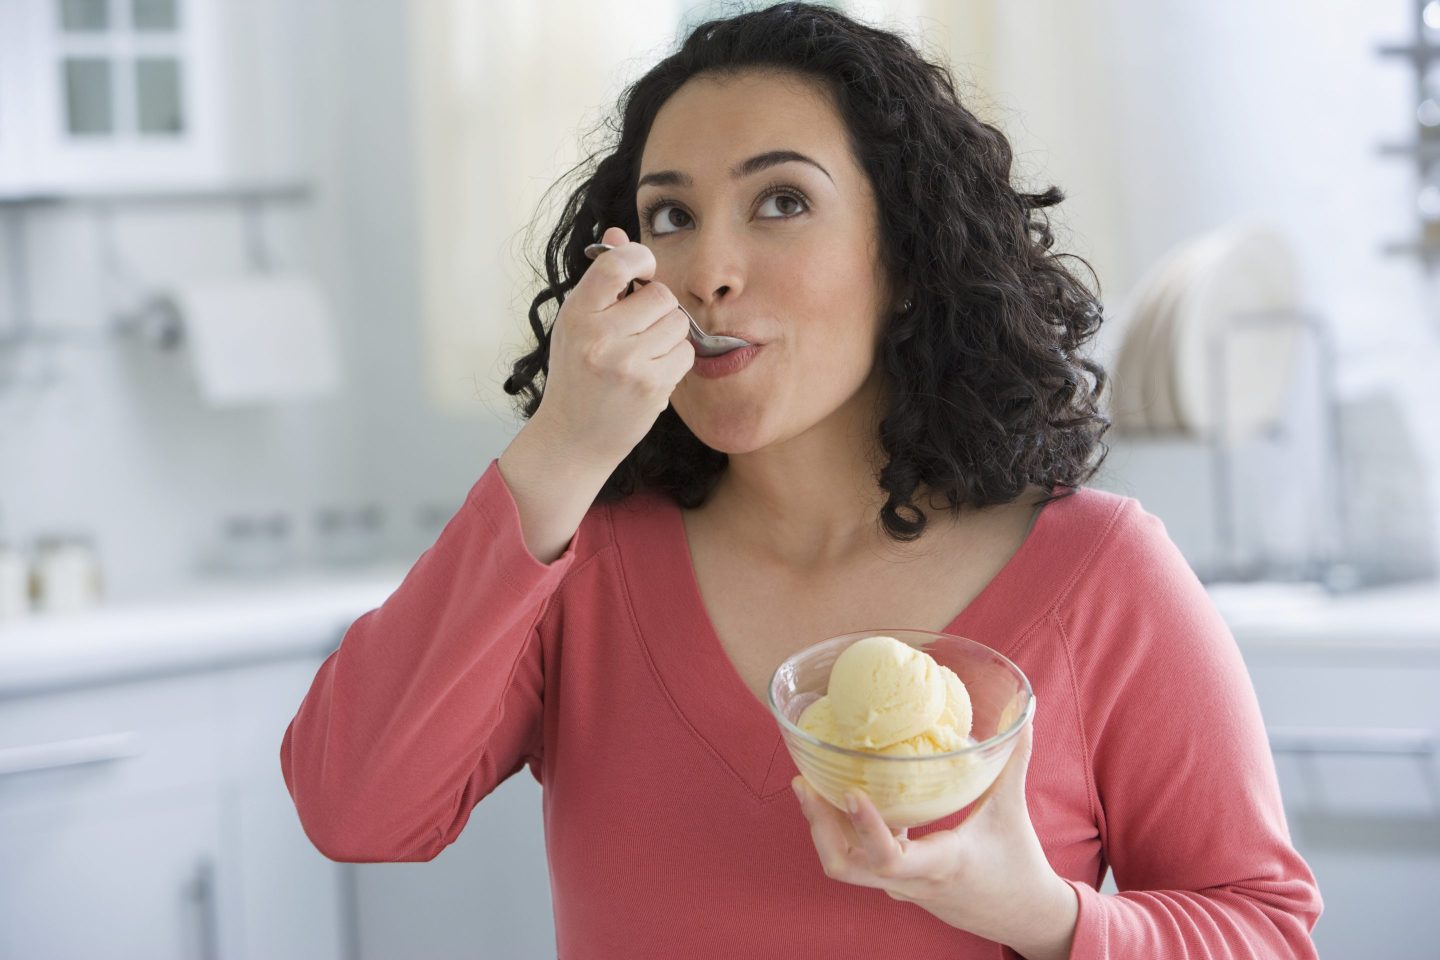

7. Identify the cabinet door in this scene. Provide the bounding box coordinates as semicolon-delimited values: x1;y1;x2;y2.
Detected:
0;785;225;960
0;2;40;192
351;771;556;960
221;657;345;960
1245;655;1440;960
21;0;224;191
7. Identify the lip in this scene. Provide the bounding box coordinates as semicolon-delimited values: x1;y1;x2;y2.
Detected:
691;343;763;379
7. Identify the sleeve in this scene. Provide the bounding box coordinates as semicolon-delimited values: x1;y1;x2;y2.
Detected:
1049;500;1323;958
279;457;583;863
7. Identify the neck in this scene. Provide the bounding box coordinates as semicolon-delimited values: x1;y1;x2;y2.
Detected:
700;384;964;571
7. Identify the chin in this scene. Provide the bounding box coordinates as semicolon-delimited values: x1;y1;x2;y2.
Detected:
674;405;772;455
689;424;771;456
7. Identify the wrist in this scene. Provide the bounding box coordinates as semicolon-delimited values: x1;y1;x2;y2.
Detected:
1002;873;1078;960
522;410;618;480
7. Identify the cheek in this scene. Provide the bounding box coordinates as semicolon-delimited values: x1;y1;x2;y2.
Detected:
782;323;879;413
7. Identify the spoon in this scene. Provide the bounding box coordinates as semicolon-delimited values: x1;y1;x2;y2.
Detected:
583;242;752;357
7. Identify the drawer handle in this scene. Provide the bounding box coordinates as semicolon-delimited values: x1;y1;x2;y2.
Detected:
0;731;144;777
1268;726;1437;758
1268;727;1440;813
184;855;220;960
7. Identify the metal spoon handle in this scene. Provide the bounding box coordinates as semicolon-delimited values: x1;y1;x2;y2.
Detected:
584;241;713;342
583;241;750;356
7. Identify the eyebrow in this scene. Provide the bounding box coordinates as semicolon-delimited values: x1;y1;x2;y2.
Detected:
636;150;833;190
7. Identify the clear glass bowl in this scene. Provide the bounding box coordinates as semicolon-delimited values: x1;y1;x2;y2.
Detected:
768;628;1035;830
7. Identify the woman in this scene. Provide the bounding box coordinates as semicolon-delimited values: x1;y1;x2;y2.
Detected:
281;4;1322;957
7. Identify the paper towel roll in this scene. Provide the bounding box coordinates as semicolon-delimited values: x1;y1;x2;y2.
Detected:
169;274;342;407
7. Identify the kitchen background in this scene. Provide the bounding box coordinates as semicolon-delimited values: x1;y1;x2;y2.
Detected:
1;0;1437;957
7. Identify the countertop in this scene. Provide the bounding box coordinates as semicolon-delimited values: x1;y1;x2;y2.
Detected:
0;563;411;697
1;563;1437;697
1205;579;1440;662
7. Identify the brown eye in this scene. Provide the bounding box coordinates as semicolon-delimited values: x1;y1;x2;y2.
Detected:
646;204;692;235
758;190;809;219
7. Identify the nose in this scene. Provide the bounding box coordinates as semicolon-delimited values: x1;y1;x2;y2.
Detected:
679;228;744;311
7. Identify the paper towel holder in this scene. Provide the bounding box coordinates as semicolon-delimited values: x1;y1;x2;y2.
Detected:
0;183;310;396
110;193;288;352
113;294;186;351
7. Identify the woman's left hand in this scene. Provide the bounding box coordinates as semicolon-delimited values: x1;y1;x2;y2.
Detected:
791;722;1078;957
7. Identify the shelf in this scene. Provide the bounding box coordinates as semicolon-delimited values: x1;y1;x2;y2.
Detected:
1379;141;1440;160
1381;238;1440;257
1377;42;1440;61
0;181;313;210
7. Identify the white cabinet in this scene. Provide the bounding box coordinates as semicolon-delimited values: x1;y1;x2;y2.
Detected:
1243;651;1440;960
220;659;350;960
0;0;307;195
0;786;225;960
349;771;555;960
0;654;346;960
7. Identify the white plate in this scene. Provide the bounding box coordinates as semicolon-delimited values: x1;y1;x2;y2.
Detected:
1143;230;1238;434
1110;246;1187;434
1137;236;1216;433
1167;226;1302;443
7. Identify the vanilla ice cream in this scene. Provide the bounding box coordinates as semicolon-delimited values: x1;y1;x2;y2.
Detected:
800;634;974;754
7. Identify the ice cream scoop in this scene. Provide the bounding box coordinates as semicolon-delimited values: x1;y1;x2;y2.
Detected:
798;635;975;757
824;634;947;749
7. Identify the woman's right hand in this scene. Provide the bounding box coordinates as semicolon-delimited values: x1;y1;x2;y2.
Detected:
533;226;696;468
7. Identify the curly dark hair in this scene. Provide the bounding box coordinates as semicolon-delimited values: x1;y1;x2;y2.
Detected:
502;0;1110;543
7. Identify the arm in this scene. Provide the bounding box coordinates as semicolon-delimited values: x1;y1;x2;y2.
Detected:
279;427;610;862
1048;503;1323;958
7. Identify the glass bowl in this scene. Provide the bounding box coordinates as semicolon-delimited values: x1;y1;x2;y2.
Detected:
768;628;1035;830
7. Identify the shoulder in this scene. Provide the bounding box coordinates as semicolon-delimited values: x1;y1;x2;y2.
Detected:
1035;484;1216;623
1050;487;1234;669
1037;485;1179;569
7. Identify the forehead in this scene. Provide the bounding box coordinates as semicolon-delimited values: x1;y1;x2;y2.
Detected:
639;70;850;184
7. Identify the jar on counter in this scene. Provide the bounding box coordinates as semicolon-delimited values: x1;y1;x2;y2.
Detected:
218;512;294;575
0;541;31;622
314;503;384;567
31;535;105;614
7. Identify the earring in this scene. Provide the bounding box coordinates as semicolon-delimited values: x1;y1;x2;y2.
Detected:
900;298;913;314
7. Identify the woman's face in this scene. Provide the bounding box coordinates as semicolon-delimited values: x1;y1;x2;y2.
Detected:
637;69;899;454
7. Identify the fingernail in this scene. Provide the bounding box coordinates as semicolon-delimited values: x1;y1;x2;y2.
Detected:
791;779;805;805
845;791;859;816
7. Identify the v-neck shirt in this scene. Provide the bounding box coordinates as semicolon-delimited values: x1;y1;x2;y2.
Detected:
281;458;1323;959
635;484;1059;802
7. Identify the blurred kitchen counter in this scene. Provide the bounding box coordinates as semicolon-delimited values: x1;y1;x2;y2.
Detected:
1;565;1437;697
1207;578;1440;662
0;563;412;697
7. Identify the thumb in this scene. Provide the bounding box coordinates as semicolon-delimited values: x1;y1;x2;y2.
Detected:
976;717;1035;814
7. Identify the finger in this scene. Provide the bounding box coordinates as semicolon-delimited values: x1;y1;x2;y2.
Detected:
660;331;697;377
630;298;690;359
794;779;864;876
842;789;907;876
871;824;964;890
581;235;656;320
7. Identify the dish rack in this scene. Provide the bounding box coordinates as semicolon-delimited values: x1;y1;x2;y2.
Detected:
1197;306;1359;591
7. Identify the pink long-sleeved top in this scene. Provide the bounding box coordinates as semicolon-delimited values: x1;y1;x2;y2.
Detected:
281;458;1322;958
